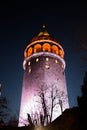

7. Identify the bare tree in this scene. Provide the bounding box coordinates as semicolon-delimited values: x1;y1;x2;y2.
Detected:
48;84;66;122
36;83;67;125
25;83;67;127
27;113;34;127
37;84;49;125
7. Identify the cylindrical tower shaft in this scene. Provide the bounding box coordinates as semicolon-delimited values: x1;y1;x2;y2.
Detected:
18;26;69;126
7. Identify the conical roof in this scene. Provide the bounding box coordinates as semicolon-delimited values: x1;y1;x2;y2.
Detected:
30;25;58;43
38;25;50;36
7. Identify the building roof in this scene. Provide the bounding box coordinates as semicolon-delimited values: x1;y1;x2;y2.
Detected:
30;25;58;43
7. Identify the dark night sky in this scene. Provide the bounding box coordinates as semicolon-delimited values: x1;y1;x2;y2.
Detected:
0;1;87;119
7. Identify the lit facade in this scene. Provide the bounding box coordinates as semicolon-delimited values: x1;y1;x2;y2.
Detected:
18;26;69;126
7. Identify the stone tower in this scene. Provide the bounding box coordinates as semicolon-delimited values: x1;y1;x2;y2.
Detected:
18;26;69;126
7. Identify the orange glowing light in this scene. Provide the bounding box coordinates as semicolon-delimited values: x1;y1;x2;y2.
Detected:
52;45;59;55
59;49;64;58
43;43;51;52
28;47;33;56
34;44;42;53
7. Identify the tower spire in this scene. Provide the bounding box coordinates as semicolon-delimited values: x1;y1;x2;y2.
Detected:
38;24;50;36
42;24;45;28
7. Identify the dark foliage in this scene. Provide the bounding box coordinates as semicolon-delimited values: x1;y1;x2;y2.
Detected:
0;96;8;124
77;72;87;129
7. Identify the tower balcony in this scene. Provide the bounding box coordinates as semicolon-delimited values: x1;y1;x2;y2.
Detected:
24;39;64;59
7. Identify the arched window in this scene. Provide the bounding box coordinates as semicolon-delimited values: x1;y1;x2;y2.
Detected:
34;44;42;53
43;43;51;52
59;49;64;58
52;45;59;54
27;47;33;57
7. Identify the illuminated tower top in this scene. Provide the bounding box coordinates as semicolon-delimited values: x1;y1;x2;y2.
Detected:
23;25;65;70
